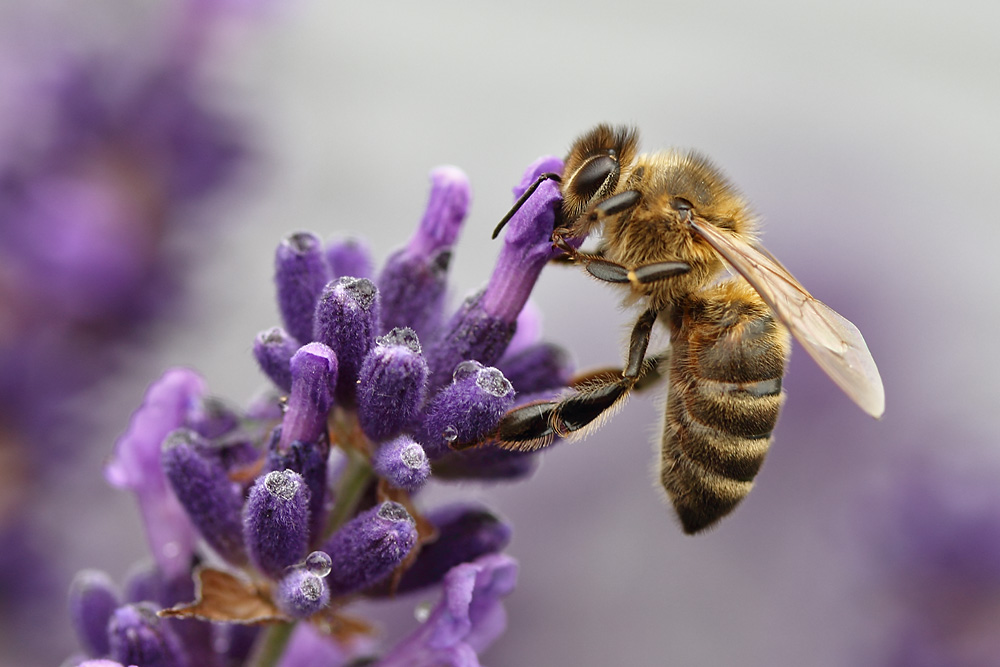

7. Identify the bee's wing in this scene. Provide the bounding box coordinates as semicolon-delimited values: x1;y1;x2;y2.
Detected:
689;219;885;418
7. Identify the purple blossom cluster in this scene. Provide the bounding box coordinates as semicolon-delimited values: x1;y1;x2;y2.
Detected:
67;157;573;666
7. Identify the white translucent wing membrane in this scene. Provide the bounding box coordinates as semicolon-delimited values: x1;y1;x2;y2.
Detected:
689;219;885;418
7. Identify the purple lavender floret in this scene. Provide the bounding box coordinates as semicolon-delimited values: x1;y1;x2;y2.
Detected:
326;235;374;280
373;435;431;491
277;342;338;450
415;361;515;459
266;437;330;547
68;570;120;658
357;327;429;442
322;501;418;597
275;232;332;345
162;429;247;566
496;342;574;394
244;470;311;578
253;327;299;392
378;166;470;338
313;276;381;405
275;568;330;619
378;553;519;667
107;602;188;667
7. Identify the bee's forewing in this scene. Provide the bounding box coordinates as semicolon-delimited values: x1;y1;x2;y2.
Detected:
689;219;885;418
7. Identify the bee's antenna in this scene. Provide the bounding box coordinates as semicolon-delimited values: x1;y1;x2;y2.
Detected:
491;172;562;239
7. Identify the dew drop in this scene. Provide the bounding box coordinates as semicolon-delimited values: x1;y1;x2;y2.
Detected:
442;425;458;443
264;470;299;500
476;367;513;397
338;276;377;309
377;327;421;354
304;551;332;577
377;501;412;523
401;442;428;469
452;360;483;382
299;575;323;601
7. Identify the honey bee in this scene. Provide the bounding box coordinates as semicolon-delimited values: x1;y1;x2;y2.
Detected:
486;124;884;533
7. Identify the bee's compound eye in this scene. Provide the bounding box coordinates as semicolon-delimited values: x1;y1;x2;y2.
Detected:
571;155;619;202
673;197;694;212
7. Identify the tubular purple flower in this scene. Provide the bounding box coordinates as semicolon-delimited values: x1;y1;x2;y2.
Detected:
107;602;187;667
357;327;429;442
422;157;563;391
275;568;330;618
326;235;374;280
377;554;519;667
496;341;574;394
253;327;299;393
277;342;338;451
377;166;470;337
275;232;331;345
395;504;512;594
313;277;381;404
104;368;204;578
373;435;431;491
244;470;311;578
161;429;247;566
266;437;330;548
277;622;375;667
322;501;417;598
68;570;119;657
415;362;515;459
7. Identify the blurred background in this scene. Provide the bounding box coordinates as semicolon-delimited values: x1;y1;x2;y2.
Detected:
1;0;998;665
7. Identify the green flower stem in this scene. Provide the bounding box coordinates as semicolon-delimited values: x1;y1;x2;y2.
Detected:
325;448;374;538
247;621;294;667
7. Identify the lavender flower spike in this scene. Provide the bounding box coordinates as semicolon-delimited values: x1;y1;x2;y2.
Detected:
313;277;381;405
378;166;471;337
244;470;311;578
275;231;332;345
357;327;429;442
378;554;519;667
373;435;431;491
68;569;119;657
415;361;515;459
322;501;417;597
161;429;247;566
424;157;564;390
277;342;338;451
326;235;374;280
108;603;187;667
253;327;299;393
105;368;204;578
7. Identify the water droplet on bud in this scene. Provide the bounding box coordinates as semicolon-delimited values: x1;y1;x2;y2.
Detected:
304;551;332;577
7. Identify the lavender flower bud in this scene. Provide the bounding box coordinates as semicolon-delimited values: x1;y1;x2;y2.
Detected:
275;568;330;618
423;158;563;391
377;166;470;337
186;396;240;439
275;232;331;345
277;342;338;451
496;342;574;393
313;277;380;404
68;570;119;657
122;561;162;604
107;603;187;667
244;470;311;578
322;501;417;597
215;624;259;666
372;435;430;491
357;327;428;442
326;236;373;280
415;361;515;459
395;504;512;594
253;327;299;393
266;437;330;548
162;429;247;566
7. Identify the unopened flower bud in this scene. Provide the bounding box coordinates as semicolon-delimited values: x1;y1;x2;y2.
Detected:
162;429;247;566
326;236;373;280
68;570;119;657
266;436;330;547
275;231;331;345
253;327;299;393
378;166;470;338
313;277;380;404
415;362;514;459
277;342;338;450
496;342;574;394
372;436;430;491
275;568;330;618
107;603;186;667
357;328;428;442
244;470;311;578
322;501;417;597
